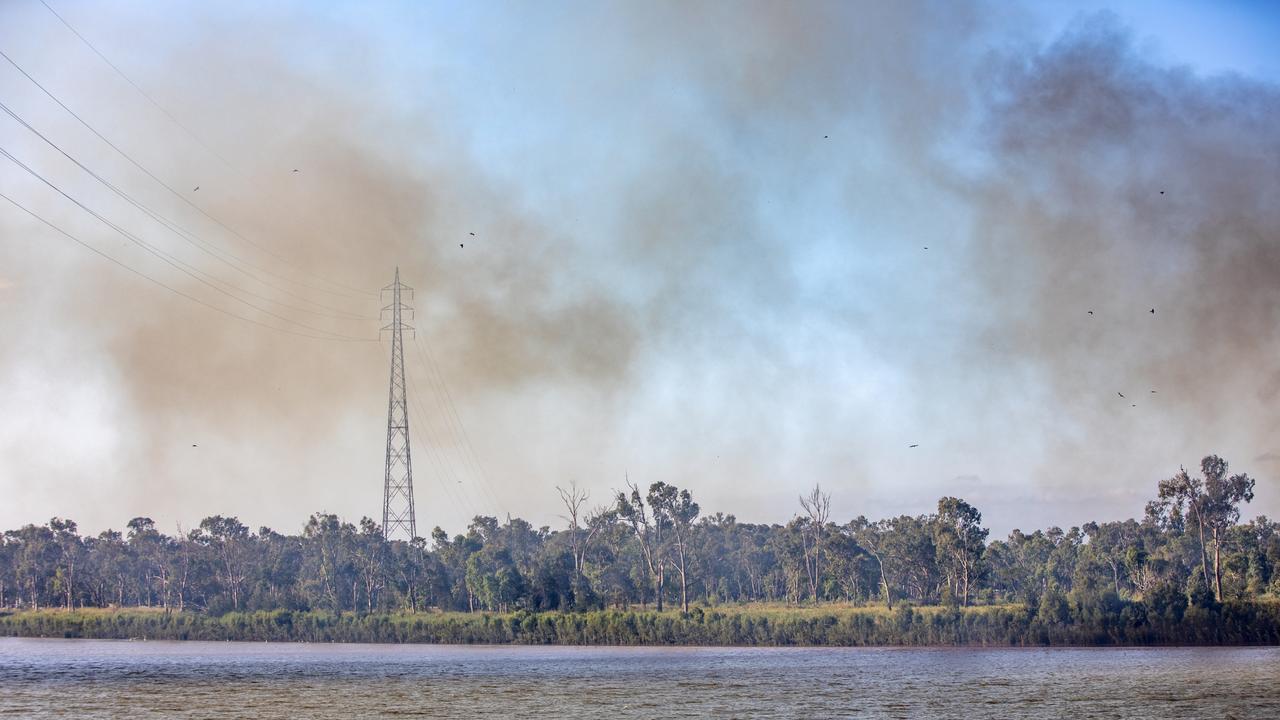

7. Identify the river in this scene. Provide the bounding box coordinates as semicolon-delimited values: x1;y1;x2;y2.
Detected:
1;638;1277;718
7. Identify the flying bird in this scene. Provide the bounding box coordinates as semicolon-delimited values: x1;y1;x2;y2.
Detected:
469;232;475;236
1159;190;1165;195
292;169;299;173
1118;392;1125;398
459;243;464;248
1151;390;1157;394
191;444;197;448
909;444;919;448
1087;310;1093;315
824;135;829;139
1132;404;1136;408
1150;308;1155;314
192;186;199;192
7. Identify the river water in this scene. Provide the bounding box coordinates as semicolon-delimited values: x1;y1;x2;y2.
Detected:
1;638;1277;718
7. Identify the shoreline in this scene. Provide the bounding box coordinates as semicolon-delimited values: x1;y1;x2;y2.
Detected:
4;636;1278;652
4;603;1278;647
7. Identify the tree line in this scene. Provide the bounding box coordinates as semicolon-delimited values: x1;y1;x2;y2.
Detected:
2;455;1275;623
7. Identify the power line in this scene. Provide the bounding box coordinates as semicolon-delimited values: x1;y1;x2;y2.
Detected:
373;273;496;517
406;394;475;521
0;99;375;322
0;144;376;342
0;47;376;300
417;336;506;513
403;360;488;517
381;318;488;516
403;360;477;521
377;334;476;525
411;334;508;514
35;0;236;172
406;339;497;513
0;190;370;343
376;311;490;517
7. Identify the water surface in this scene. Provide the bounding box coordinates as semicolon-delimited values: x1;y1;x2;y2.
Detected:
1;638;1277;718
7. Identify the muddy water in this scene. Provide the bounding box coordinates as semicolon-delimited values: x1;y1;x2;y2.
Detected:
1;639;1277;718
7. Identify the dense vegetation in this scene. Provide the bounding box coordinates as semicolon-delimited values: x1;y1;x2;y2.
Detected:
2;454;1278;645
5;602;1280;645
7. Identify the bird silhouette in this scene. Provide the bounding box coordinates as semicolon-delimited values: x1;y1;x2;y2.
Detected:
1150;308;1155;314
1159;190;1165;195
1087;310;1094;315
1118;392;1125;398
469;232;475;236
1132;404;1136;407
192;186;199;192
909;444;919;448
1150;390;1157;394
191;444;197;447
292;169;299;173
923;246;929;250
824;135;829;139
459;243;464;248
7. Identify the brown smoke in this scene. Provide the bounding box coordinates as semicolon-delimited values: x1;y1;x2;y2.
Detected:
1;2;1276;536
964;15;1280;497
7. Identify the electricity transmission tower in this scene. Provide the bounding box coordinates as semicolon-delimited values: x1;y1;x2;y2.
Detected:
381;268;417;541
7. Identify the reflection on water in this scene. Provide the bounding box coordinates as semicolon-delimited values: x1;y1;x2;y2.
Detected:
1;638;1277;719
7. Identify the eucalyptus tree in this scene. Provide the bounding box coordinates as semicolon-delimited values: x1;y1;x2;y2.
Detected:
556;482;612;607
90;529;130;607
431;524;483;611
254;526;304;610
127;517;175;608
615;480;667;611
850;516;896;608
352;518;388;613
0;534;13;608
1155;455;1256;601
0;451;1270;617
196;516;253;611
934;497;988;606
693;513;741;603
587;519;640;609
170;528;199;612
302;513;355;612
1044;526;1084;594
987;529;1059;603
648;481;700;612
7;524;56;609
825;529;874;602
391;536;441;612
734;523;777;602
465;543;526;611
774;518;809;603
1081;519;1141;596
893;514;941;603
798;485;831;603
48;518;82;609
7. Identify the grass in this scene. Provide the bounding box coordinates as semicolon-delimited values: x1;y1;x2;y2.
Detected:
2;599;1276;646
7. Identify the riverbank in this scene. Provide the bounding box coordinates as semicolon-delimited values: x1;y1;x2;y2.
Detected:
3;601;1279;646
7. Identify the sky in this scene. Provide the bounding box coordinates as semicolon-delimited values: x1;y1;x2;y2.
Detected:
1;0;1278;539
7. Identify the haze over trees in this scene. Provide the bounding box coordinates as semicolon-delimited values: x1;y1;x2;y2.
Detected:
1;456;1274;630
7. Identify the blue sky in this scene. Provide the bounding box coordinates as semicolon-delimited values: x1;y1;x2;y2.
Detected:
0;1;1277;538
1036;0;1280;79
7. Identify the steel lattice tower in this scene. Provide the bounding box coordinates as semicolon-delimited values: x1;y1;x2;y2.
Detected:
381;268;417;541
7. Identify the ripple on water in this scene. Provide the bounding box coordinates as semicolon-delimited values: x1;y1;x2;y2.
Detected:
0;640;1278;719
